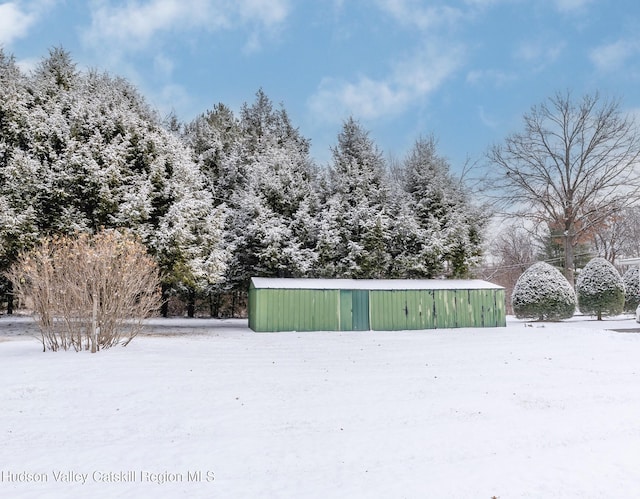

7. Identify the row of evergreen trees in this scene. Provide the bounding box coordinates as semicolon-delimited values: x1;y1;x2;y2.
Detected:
0;48;485;315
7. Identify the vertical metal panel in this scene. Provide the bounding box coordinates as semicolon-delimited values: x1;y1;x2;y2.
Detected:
251;288;343;332
405;291;418;330
298;290;308;331
469;290;482;327
373;290;402;331
339;290;352;331
369;291;384;330
390;291;397;329
314;290;338;331
324;289;341;331
482;289;492;327
420;290;435;329
352;290;370;331
248;285;256;331
434;290;456;328
482;289;491;327
456;290;473;328
394;290;408;330
495;289;506;326
370;290;405;331
289;289;299;330
267;289;276;332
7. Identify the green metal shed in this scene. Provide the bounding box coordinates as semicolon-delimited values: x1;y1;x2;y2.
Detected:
248;278;506;332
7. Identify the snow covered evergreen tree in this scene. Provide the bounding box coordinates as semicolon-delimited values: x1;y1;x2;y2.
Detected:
316;117;390;278
187;90;318;307
622;266;640;312
576;257;625;320
183;103;241;196
0;49;40;312
395;136;484;277
511;262;576;321
0;48;226;314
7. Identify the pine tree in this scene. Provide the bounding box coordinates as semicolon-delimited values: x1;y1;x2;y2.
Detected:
183;103;241;196
194;90;318;308
392;136;484;278
316;117;390;278
404;136;487;277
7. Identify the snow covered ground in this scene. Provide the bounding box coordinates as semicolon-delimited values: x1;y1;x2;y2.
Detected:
2;315;640;499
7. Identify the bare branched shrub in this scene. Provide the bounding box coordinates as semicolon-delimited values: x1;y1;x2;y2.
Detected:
8;230;161;352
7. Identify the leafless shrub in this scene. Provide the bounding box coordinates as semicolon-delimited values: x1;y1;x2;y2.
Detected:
8;230;161;352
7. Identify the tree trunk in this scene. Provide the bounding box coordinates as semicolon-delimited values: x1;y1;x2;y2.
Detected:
6;280;13;315
564;230;575;287
209;292;220;318
187;288;195;318
161;283;169;318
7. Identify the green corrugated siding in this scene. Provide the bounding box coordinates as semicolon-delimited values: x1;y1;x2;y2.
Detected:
457;290;473;328
496;289;506;326
250;287;341;332
369;290;440;330
420;290;435;329
352;290;370;331
248;285;257;330
339;290;352;331
433;290;454;328
249;281;506;332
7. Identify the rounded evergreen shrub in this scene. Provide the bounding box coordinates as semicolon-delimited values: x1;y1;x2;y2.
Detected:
511;261;576;321
576;257;625;320
622;266;640;312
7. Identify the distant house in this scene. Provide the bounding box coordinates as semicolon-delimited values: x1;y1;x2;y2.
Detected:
248;278;506;332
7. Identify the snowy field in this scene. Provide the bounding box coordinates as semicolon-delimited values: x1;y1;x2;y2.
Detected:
2;315;640;498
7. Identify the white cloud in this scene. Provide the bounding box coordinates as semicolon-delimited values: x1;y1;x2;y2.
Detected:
466;69;517;87
0;2;37;45
0;0;59;46
514;39;566;71
590;38;640;73
83;0;290;52
153;83;192;118
308;42;464;123
553;0;593;13
373;0;464;30
237;0;288;27
477;105;498;128
153;53;174;77
462;0;506;7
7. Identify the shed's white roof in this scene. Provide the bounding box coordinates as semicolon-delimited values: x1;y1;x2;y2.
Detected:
617;258;640;265
250;277;504;291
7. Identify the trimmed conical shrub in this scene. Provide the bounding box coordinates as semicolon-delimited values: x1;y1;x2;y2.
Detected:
576;257;625;320
511;262;576;321
622;266;640;312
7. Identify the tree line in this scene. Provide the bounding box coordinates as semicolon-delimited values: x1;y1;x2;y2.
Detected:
5;48;640;317
0;48;484;316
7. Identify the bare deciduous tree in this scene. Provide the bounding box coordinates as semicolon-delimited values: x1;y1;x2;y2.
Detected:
8;230;161;352
589;206;640;263
486;91;640;285
482;223;538;313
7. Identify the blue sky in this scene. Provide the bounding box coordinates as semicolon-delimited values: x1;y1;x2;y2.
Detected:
2;0;640;170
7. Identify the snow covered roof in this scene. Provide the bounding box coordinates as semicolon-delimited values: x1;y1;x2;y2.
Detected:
617;258;640;265
250;277;504;291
